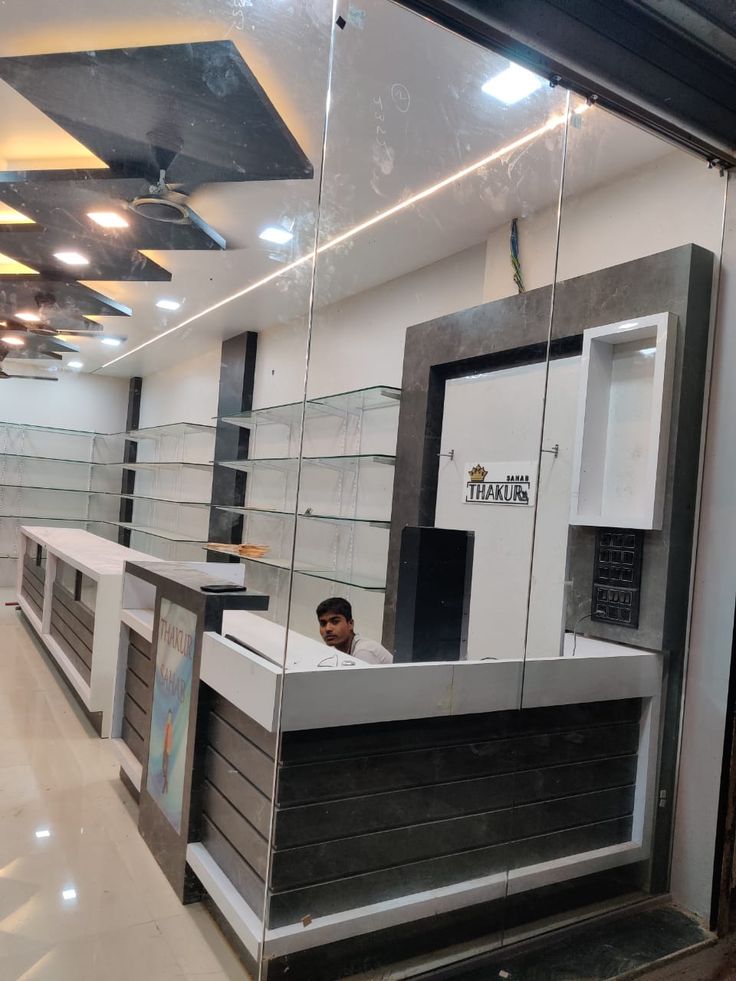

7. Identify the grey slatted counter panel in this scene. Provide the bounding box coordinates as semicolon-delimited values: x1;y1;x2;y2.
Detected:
49;581;94;685
20;556;44;618
200;689;276;919
269;698;641;927
122;631;154;764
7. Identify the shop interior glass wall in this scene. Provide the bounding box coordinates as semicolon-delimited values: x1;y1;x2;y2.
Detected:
263;8;730;981
0;3;331;974
263;2;569;978
517;96;728;919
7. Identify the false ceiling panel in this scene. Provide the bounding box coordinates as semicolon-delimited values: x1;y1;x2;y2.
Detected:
0;279;131;332
0;177;226;251
0;40;313;186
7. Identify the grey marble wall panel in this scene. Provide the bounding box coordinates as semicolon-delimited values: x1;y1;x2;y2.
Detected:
386;244;714;655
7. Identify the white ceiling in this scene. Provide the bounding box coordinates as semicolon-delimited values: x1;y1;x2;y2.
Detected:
0;0;672;379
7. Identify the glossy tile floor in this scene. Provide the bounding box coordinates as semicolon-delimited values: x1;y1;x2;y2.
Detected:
0;594;251;981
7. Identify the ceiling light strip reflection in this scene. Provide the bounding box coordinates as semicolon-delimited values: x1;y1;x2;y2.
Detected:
101;106;588;370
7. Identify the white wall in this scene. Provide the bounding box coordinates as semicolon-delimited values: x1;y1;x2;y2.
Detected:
484;151;726;301
253;243;487;407
138;344;221;427
0;371;128;433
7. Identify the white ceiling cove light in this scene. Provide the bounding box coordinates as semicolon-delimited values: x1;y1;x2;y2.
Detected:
259;226;293;245
67;360;84;369
482;64;544;105
53;251;89;266
100;337;123;347
87;211;129;229
156;299;181;312
16;311;40;323
2;335;25;346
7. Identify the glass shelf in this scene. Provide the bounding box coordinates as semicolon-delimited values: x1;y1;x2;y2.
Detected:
118;460;212;472
120;493;210;508
219;385;401;429
115;522;207;543
215;504;390;529
203;544;386;590
0;421;114;437
218;453;395;473
0;452;101;466
0;483;113;496
0;484;209;508
123;422;216;441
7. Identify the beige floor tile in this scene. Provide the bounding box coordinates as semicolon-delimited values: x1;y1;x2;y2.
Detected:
0;608;250;980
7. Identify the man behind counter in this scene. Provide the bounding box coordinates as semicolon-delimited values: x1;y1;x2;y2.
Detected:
316;597;393;664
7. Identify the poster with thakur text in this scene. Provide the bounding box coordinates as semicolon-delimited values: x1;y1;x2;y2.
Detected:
146;598;197;833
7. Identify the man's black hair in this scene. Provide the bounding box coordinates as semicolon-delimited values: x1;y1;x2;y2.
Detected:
316;597;353;621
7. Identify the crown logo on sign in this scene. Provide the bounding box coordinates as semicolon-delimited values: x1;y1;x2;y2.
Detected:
468;463;488;482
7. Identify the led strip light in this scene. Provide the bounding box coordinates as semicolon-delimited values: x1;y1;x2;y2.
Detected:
101;104;589;370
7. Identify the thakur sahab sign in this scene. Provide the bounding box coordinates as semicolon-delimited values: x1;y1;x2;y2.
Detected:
464;462;537;506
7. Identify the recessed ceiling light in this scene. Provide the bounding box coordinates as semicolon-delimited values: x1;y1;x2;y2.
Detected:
16;311;40;323
100;336;122;347
259;226;293;245
87;211;129;229
156;299;181;311
35;828;51;839
67;360;84;369
2;335;25;346
54;251;89;266
62;887;77;901
481;64;544;105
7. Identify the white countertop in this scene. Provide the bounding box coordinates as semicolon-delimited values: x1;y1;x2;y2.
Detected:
204;613;663;732
21;526;157;580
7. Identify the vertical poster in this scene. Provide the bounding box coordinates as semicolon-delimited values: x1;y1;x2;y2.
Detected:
146;598;197;833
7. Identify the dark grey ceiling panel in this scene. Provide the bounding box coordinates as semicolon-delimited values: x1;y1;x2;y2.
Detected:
0;177;225;251
0;227;171;281
0;40;314;185
0;279;130;332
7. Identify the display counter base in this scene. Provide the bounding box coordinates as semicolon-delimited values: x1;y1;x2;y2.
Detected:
18;604;103;735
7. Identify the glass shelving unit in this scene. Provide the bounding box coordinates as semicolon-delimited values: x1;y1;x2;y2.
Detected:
209;386;400;604
0;420;215;564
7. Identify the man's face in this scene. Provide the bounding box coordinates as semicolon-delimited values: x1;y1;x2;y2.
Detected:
318;611;354;648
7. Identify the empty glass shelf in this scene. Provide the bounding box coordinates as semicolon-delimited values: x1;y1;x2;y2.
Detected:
0;421;123;437
119;492;210;508
123;422;216;440
118;460;212;472
215;504;390;528
114;522;207;543
217;453;395;473
219;385;401;429
0;452;100;466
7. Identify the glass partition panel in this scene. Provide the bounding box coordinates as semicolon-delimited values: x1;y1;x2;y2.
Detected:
0;3;332;977
519;95;728;936
267;3;569;978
